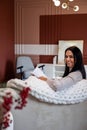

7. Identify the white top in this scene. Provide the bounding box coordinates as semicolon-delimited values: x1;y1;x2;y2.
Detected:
47;71;82;91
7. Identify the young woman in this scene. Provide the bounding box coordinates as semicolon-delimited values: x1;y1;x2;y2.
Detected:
40;46;86;91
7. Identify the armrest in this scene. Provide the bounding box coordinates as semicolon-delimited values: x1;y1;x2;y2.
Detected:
17;66;23;79
17;66;23;73
38;65;45;70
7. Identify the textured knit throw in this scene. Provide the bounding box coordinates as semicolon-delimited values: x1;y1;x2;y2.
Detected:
7;76;87;104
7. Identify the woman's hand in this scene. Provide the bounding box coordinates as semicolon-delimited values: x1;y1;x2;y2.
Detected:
38;76;47;81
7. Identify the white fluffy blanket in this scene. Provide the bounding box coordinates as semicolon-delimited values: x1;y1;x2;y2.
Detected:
7;76;87;104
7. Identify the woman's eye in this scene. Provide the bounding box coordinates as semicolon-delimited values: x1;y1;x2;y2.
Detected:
65;55;74;58
70;56;74;58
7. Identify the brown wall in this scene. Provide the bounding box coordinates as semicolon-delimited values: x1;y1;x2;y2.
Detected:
14;0;87;66
0;0;86;81
0;0;14;82
40;14;87;63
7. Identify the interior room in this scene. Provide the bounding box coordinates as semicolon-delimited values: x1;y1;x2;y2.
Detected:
0;0;87;82
0;0;87;130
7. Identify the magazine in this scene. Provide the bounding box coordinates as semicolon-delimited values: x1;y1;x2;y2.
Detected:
31;67;47;78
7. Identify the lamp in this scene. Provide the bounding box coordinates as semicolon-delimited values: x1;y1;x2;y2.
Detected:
52;0;79;12
52;0;60;6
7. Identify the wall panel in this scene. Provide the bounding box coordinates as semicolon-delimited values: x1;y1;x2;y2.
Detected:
40;14;87;64
0;0;14;82
15;0;87;65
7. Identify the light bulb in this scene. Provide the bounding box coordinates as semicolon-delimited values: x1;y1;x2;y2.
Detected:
69;0;74;2
54;0;60;7
73;5;79;11
62;3;68;9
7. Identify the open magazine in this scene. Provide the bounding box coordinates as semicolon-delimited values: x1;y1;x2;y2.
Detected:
31;67;47;78
31;67;62;79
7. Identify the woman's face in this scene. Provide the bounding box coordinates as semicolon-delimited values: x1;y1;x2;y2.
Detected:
65;50;75;70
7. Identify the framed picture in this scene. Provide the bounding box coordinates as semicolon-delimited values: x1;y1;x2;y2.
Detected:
58;40;83;64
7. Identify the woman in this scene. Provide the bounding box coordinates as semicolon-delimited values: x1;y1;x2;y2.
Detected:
40;46;86;91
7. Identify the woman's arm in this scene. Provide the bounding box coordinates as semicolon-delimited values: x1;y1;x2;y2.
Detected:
46;71;82;91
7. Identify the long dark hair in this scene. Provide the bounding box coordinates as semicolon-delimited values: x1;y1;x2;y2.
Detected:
63;46;86;79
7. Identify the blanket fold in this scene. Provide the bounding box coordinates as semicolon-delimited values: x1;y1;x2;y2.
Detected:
6;76;87;104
